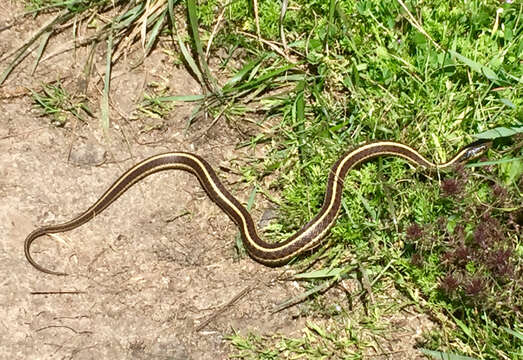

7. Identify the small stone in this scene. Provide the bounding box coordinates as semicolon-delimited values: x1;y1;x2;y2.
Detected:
69;142;106;166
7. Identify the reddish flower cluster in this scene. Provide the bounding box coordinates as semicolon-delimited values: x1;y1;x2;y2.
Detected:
465;277;485;296
486;249;514;278
441;178;461;197
406;223;424;240
473;214;503;250
411;252;424;267
491;184;508;200
440;274;460;294
404;169;520;322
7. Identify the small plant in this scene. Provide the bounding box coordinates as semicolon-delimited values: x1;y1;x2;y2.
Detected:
31;83;92;126
403;150;522;357
435;208;521;321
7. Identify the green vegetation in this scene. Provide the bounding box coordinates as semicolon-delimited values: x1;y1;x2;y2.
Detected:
30;82;93;126
3;0;522;359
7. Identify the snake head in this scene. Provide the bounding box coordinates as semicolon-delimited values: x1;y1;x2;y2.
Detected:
458;139;492;163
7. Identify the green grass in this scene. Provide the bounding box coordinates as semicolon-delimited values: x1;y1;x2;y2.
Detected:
31;82;93;126
3;0;522;359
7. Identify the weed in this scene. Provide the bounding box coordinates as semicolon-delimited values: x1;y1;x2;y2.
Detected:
31;83;92;126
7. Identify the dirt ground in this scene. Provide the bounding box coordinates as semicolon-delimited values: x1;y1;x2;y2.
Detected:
0;3;434;359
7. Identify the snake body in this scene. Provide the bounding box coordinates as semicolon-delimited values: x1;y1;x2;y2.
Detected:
24;140;490;275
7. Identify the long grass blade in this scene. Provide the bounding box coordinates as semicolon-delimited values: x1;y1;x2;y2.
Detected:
167;0;205;87
31;31;52;75
272;278;335;313
141;0;151;51
145;10;166;56
324;0;336;51
100;32;113;131
0;50;32;85
448;50;502;84
186;0;217;92
474;126;523;139
293;268;345;279
0;9;74;85
225;64;296;93
466;157;523;167
223;55;267;90
502;327;523;341
178;36;205;86
156;94;206;102
419;349;479;360
235;185;258;257
279;0;288;48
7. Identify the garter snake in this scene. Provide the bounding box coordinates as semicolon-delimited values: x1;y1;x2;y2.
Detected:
24;140;490;275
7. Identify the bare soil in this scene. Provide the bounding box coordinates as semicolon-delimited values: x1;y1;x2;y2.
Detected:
0;3;435;359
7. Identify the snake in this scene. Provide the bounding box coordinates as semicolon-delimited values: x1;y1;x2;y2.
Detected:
24;140;490;275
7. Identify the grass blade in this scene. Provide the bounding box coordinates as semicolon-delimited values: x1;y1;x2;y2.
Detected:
465;157;523;167
223;55;267;90
235;185;258;257
272;279;334;312
474;126;523;139
293;268;345;279
449;50;501;84
100;32;113;131
454;318;474;341
0;9;73;85
187;0;217;91
155;94;206;102
140;0;151;51
177;36;205;86
31;31;52;75
145;9;166;56
279;0;288;48
420;349;479;360
0;49;32;85
324;0;336;51
225;64;296;93
167;0;205;87
501;327;523;341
